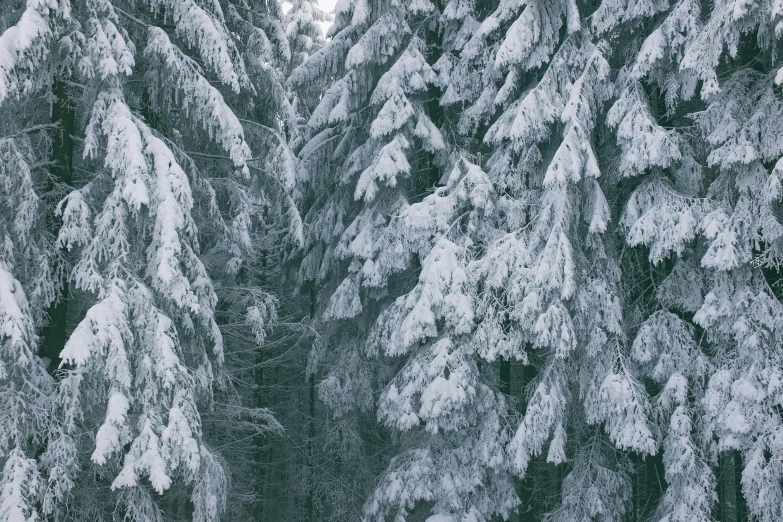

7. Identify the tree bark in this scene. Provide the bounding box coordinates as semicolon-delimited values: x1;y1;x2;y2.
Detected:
40;76;74;368
718;452;739;522
306;285;317;522
500;358;511;396
517;360;538;521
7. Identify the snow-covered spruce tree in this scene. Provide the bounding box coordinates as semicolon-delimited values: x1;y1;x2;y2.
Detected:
432;0;668;519
283;0;328;150
284;0;328;72
0;1;73;520
362;157;519;522
1;0;299;519
49;7;232;519
567;2;714;520
290;0;493;519
0;134;61;522
2;0;783;521
596;1;718;520
686;17;783;521
432;0;782;520
615;1;783;520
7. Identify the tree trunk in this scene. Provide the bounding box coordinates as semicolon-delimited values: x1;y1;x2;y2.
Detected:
718;452;739;522
40;76;74;368
500;358;511;396
306;285;317;522
517;360;537;521
253;205;272;520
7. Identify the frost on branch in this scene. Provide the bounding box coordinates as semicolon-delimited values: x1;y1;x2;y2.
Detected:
143;129;203;313
80;15;135;80
288;26;360;89
365;421;517;522
371;47;436;105
0;262;52;446
549;441;632;522
632;311;707;383
354;135;411;202
59;282;132;434
629;0;700;108
0;242;53;522
607;81;682;178
588;367;657;455
345;10;409;70
371;239;473;357
484;38;578;151
494;0;569;72
621;175;702;265
145;0;248;92
0;447;43;522
378;338;479;433
654;375;716;522
323;274;362;321
145;28;252;176
680;0;769;99
509;368;567;475
285;0;328;68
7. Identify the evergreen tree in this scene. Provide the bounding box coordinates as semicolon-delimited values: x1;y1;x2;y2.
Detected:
0;1;72;519
0;0;298;520
290;0;463;518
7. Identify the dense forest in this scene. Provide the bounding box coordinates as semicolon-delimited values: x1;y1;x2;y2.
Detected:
0;0;781;521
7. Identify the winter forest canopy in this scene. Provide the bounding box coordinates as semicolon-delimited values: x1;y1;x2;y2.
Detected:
0;0;782;521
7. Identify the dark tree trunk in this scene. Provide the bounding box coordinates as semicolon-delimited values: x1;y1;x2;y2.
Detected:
40;76;74;368
517;360;538;521
306;285;317;522
718;452;738;522
500;358;511;396
718;451;748;522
